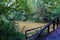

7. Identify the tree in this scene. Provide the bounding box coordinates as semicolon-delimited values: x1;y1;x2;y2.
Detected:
33;0;60;22
0;0;25;40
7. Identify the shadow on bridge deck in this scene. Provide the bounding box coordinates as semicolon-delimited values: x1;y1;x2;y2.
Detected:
41;27;60;40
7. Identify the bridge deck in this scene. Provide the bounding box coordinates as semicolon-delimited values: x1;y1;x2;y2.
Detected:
41;27;60;40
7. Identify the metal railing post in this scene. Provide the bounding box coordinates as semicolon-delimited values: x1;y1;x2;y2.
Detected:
47;26;50;33
56;17;59;28
53;20;55;30
25;31;27;40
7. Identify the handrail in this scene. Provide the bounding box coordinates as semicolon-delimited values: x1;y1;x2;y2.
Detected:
30;22;52;40
25;27;42;31
25;26;42;40
25;14;60;40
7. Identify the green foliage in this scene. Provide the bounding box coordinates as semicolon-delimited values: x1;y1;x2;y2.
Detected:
0;21;25;40
12;0;60;22
32;0;60;22
0;0;25;40
43;0;60;17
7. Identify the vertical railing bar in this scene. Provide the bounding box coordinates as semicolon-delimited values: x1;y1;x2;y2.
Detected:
56;17;59;28
47;25;50;33
25;31;27;40
53;20;55;30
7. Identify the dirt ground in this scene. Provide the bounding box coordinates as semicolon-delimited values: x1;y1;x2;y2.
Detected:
15;21;47;32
